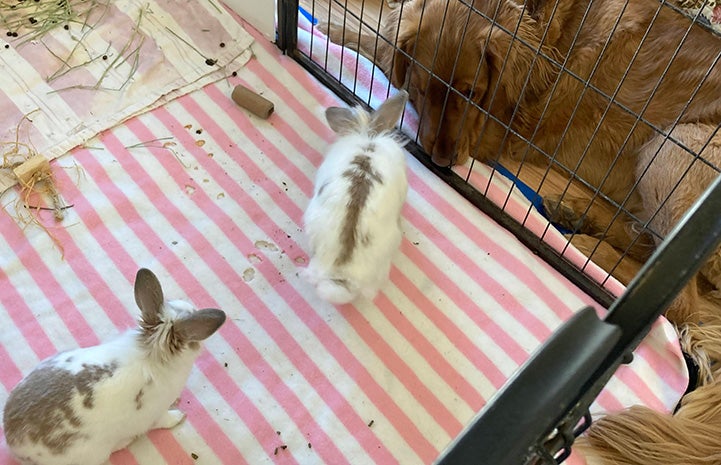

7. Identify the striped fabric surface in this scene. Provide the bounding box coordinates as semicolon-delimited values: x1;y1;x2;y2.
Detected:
0;11;687;465
0;0;253;192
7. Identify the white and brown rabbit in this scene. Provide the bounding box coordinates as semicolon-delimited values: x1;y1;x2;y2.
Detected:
3;268;226;465
303;91;409;304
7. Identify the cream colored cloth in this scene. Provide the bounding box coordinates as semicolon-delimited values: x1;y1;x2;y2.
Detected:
0;0;253;192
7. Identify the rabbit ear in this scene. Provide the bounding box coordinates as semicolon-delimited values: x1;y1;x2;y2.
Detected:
173;308;226;343
369;90;408;134
134;268;164;326
325;107;361;135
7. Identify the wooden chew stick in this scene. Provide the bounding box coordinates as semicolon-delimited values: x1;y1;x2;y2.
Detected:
231;84;274;119
13;155;50;187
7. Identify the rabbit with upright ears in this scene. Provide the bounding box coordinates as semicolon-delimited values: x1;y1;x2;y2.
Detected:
3;268;226;465
303;90;409;304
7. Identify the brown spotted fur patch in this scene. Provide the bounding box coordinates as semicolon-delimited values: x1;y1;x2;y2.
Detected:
335;154;383;266
3;361;117;454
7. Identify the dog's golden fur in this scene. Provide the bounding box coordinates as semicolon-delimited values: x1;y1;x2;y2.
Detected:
577;379;721;464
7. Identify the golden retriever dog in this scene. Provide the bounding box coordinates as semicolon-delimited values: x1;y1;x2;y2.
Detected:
386;0;721;256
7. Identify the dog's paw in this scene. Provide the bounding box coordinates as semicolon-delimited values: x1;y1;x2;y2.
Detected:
317;21;351;46
543;194;587;232
316;21;328;34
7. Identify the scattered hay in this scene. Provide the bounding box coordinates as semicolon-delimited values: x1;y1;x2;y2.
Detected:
47;1;147;93
1;0;148;93
0;0;99;45
0;112;69;256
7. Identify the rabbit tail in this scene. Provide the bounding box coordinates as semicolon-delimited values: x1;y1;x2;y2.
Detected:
302;265;358;304
315;277;358;304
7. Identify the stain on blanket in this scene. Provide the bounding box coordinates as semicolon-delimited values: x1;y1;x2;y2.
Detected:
242;268;255;282
254;239;279;252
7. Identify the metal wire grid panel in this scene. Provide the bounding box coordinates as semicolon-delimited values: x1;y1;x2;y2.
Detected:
278;0;721;309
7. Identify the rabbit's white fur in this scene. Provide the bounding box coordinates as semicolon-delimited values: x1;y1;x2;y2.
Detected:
303;91;409;304
3;268;226;465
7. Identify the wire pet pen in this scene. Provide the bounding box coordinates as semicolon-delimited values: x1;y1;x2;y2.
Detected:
277;0;721;461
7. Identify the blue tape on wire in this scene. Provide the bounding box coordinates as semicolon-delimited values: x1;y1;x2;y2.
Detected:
490;162;573;234
299;6;319;25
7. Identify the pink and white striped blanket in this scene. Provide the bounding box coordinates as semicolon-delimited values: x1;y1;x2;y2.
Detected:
0;9;687;465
